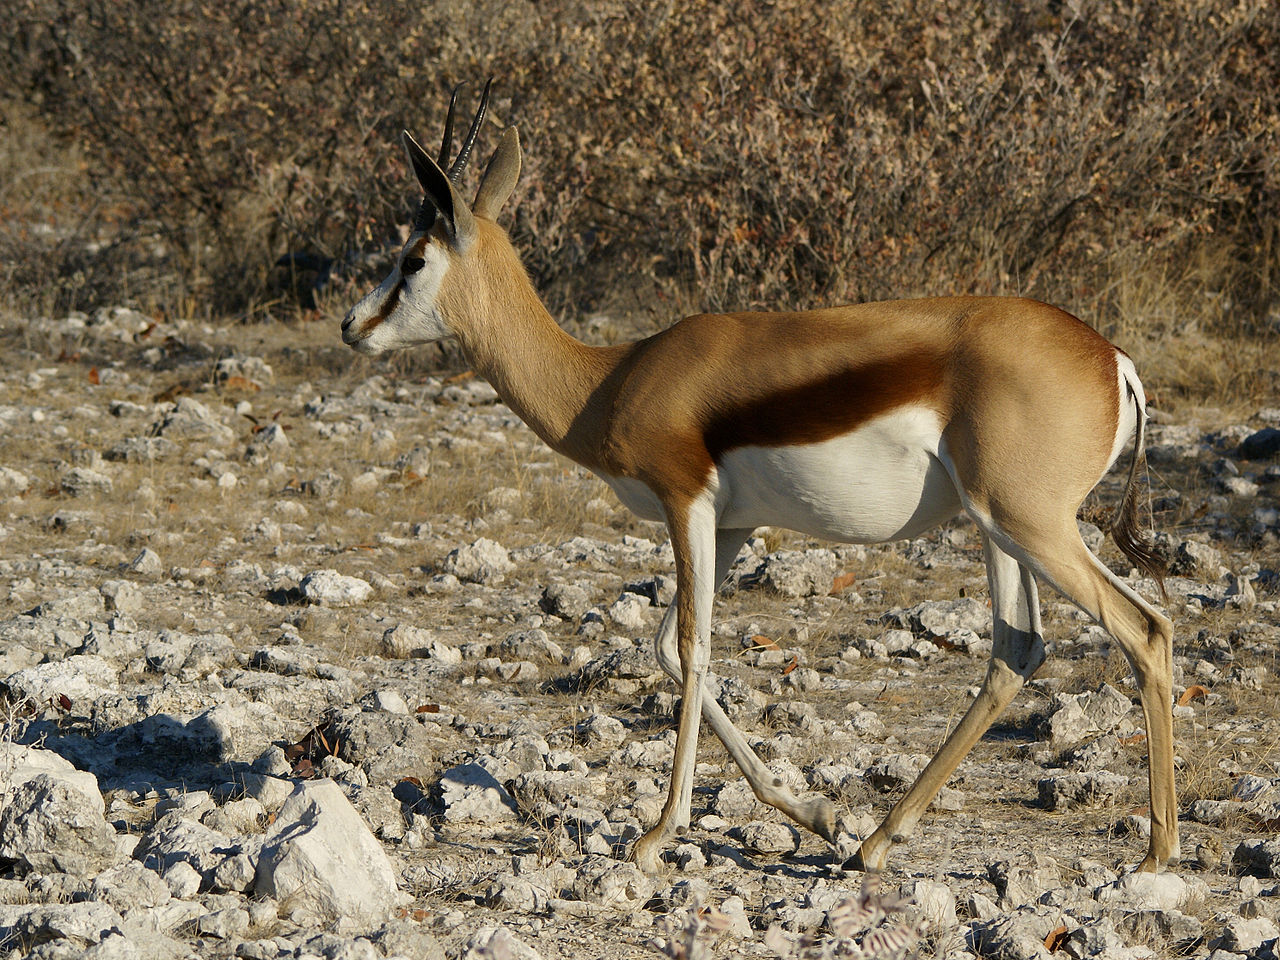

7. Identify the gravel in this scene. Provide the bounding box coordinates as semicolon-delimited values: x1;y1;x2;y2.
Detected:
0;309;1277;958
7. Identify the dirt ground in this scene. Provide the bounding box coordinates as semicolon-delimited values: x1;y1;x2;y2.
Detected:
1;309;1278;958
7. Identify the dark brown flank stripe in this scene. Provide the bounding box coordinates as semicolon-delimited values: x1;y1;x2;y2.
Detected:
704;354;947;462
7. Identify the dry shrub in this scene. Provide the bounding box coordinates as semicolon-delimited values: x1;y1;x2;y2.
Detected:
2;0;1276;401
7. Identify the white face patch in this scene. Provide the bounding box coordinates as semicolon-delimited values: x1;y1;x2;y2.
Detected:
341;233;453;354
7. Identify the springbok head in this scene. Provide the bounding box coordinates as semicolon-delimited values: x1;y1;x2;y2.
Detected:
341;79;521;355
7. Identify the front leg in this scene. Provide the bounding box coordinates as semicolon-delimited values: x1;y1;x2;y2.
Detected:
651;527;838;846
632;492;718;875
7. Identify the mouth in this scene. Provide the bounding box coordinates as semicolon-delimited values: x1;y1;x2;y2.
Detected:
345;334;383;356
340;313;371;347
341;325;383;356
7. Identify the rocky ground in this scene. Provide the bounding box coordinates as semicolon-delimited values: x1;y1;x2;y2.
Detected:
0;307;1278;960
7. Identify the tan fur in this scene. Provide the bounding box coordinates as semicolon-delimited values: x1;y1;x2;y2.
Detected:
343;118;1175;877
435;237;1125;506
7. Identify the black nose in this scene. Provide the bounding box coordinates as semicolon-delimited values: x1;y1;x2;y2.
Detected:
341;314;353;332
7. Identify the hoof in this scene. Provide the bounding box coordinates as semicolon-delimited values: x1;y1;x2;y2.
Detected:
632;832;665;876
843;833;889;874
1134;853;1164;875
841;850;868;873
804;796;839;845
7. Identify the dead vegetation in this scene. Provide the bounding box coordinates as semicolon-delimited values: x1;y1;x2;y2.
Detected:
2;0;1277;409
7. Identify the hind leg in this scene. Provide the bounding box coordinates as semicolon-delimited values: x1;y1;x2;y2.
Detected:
999;519;1177;870
849;535;1045;871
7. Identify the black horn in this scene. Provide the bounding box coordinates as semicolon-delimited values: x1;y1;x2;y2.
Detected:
437;82;465;168
447;77;493;183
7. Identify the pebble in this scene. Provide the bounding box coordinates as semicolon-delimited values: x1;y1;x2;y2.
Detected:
300;568;373;605
444;537;515;583
0;310;1273;959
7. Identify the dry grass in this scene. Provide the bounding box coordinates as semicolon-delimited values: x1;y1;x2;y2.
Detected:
2;1;1276;412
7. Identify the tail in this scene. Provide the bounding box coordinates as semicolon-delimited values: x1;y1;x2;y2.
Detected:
1110;371;1168;599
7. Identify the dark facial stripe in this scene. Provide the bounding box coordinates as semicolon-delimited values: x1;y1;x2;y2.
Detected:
361;238;428;335
360;278;403;334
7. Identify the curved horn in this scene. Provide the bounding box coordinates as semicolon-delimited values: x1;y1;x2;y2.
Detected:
437;81;466;168
447;77;493;183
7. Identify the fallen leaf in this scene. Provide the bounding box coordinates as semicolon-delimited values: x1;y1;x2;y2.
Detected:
1118;732;1147;746
416;704;440;714
223;375;261;392
747;635;779;650
1045;924;1069;951
782;655;798;675
1177;684;1209;706
829;571;857;595
87;367;100;385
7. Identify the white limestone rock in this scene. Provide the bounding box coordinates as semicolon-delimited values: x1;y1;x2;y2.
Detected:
133;812;235;886
440;763;521;823
742;549;839;597
607;592;649;631
0;901;126;949
300;568;373;605
444;537;515;584
61;466;114;496
0;466;30;496
4;655;120;710
0;774;119;876
459;926;545;960
734;821;801;856
570;855;656;908
89;860;173;911
128;547;163;575
1095;870;1190;912
99;578;145;614
1037;771;1130;811
254;778;404;925
0;743;104;815
152;397;234;444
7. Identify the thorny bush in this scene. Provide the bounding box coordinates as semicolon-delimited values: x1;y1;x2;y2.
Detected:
3;0;1277;359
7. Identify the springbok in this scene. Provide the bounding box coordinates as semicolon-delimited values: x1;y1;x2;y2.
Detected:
341;82;1176;876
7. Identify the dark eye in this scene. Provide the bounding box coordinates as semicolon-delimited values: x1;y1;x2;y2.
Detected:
402;257;426;275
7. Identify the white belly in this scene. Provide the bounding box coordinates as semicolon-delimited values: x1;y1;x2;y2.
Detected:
716;407;960;542
596;406;961;543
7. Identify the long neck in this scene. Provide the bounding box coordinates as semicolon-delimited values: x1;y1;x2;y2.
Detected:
439;221;626;470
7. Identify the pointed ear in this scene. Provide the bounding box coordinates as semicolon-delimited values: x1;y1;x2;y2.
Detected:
473;126;522;220
402;130;476;249
403;130;454;225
